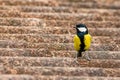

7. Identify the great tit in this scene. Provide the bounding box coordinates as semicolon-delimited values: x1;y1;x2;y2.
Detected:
73;24;92;60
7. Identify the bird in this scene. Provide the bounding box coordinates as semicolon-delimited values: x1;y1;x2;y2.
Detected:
73;24;92;61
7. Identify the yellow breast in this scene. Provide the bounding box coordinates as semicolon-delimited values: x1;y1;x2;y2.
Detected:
73;35;81;51
73;34;92;51
84;34;92;50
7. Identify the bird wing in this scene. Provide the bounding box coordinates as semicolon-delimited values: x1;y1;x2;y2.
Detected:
73;35;81;51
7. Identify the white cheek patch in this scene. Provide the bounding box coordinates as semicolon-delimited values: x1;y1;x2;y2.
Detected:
78;27;87;32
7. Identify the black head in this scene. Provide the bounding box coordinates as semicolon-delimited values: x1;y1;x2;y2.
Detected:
76;24;88;34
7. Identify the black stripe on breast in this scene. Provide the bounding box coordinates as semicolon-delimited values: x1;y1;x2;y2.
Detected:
77;33;85;52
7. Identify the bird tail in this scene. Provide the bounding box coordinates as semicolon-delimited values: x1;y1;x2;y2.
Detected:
77;50;82;57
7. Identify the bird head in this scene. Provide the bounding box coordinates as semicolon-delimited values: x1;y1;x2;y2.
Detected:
75;24;88;34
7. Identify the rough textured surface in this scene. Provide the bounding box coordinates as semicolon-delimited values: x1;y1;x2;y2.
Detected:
0;34;119;44
0;75;120;80
0;67;120;76
0;57;120;68
0;0;120;79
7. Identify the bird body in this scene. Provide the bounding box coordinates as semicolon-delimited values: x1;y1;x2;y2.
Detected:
74;34;91;51
73;24;92;59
